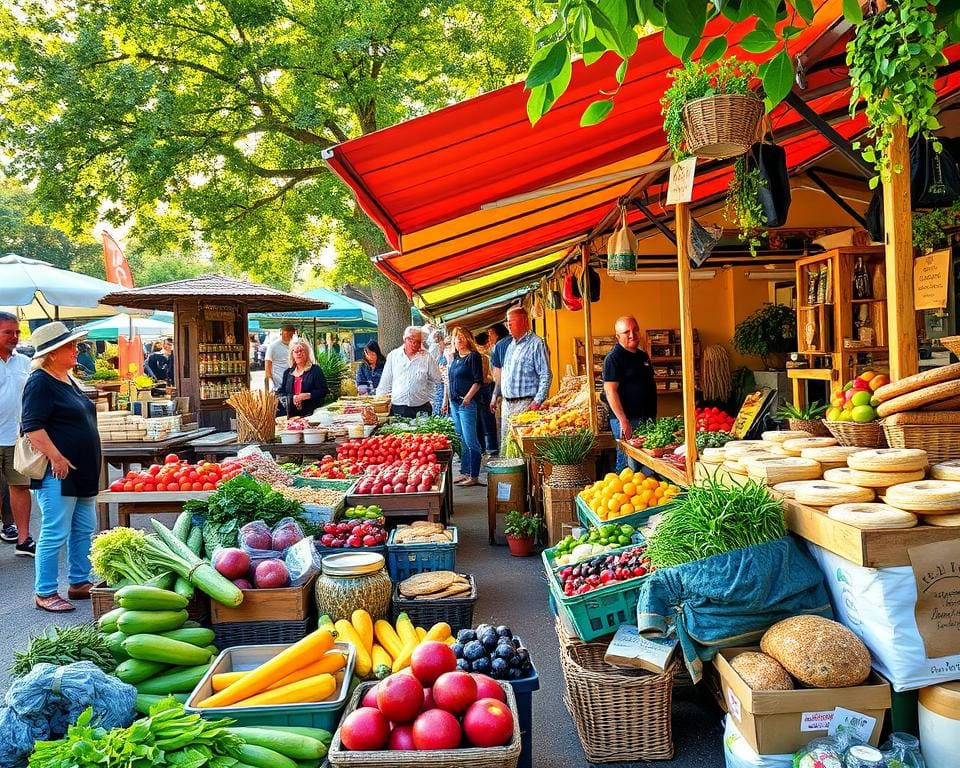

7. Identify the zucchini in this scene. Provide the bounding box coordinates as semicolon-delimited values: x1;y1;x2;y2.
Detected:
172;510;193;542
202;644;218;657
173;576;195;600
117;609;188;635
116;585;189;611
134;692;188;715
135;663;211;694
97;606;126;633
264;727;332;745
115;658;170;684
122;634;214;665
225;728;328;760
181;620;202;629
159;627;215;647
236;743;298;768
105;630;129;661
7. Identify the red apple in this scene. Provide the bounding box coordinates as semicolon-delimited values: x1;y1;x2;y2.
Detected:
410;641;457;686
471;673;507;702
339;707;390;751
361;683;379;709
412;708;461;750
388;724;416;751
463;698;515;747
376;673;424;723
421;687;437;711
432;670;478;715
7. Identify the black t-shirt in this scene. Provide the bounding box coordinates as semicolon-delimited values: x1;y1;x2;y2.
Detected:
21;370;102;497
146;352;173;383
601;344;657;422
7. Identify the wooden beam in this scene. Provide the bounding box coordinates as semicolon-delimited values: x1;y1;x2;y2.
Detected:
805;169;868;227
632;199;677;245
784;92;874;177
882;121;918;380
581;244;598;432
675;203;698;484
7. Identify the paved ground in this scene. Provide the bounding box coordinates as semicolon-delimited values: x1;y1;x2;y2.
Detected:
0;470;726;766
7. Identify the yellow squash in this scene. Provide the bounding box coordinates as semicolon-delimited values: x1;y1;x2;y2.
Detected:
335;619;372;678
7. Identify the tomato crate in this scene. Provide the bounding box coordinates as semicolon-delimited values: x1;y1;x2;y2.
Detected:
385;526;458;580
574;494;680;531
547;569;650;642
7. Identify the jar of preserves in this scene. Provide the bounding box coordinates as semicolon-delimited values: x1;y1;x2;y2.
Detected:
844;745;886;768
315;551;391;620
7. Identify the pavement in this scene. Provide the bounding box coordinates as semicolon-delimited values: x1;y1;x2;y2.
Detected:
0;467;726;767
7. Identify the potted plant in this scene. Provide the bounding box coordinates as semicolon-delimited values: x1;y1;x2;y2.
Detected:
732;303;797;370
316;350;349;401
504;510;540;557
775;400;831;437
537;430;595;489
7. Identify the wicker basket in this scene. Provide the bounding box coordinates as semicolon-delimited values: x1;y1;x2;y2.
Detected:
823;419;887;448
681;93;764;160
390;575;477;630
213;616;314;648
883;423;960;464
328;681;521;768
560;642;677;762
91;582;211;626
788;418;832;438
547;464;589;489
940;336;960;357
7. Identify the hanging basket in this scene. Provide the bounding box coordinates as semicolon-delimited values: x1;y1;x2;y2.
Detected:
681;93;764;159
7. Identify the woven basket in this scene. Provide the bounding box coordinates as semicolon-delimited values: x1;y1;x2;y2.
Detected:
213;616;313;648
547;463;589;489
390;575;477;630
788;418;833;438
560;642;676;762
681;93;764;160
883;423;960;464
823;420;887;448
940;336;960;357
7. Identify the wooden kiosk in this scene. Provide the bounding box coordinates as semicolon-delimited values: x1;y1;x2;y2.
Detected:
100;275;326;430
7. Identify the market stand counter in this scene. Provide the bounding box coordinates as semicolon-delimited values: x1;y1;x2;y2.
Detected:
619;440;690;488
94;489;214;529
189;439;340;464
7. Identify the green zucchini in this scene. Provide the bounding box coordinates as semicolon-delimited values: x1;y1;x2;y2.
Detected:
181;620;202;629
225;728;328;760
122;634;213;665
263;727;332;745
172;510;193;542
201;644;218;657
116;585;189;611
117;609;188;635
97;606;126;632
134;692;188;715
115;658;170;684
105;630;129;661
159;627;215;647
135;663;211;694
236;743;297;768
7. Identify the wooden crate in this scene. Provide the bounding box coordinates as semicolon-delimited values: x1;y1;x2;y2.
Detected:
543;484;581;546
210;574;317;624
345;466;446;522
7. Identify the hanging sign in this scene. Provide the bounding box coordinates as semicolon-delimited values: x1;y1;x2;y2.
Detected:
666;157;697;205
914;250;950;310
203;303;237;321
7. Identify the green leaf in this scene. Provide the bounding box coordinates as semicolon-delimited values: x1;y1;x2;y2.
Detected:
664;0;706;39
583;37;609;65
525;41;570;89
792;0;815;23
590;5;631;58
663;27;697;59
721;0;753;22
636;0;665;26
745;0;777;25
842;0;863;24
739;25;779;52
615;59;629;83
581;99;615;126
700;35;728;63
761;48;794;111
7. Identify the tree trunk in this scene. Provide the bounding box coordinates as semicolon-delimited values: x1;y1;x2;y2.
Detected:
371;276;410;353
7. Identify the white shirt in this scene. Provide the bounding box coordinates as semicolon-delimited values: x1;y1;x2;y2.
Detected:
0;352;31;446
376;347;443;406
265;339;290;390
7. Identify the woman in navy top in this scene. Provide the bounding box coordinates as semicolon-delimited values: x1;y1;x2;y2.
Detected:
277;340;329;417
355;340;385;394
444;326;484;486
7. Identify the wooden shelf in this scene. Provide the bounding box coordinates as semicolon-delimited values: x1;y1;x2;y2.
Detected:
650;356;682;362
852;298;886;304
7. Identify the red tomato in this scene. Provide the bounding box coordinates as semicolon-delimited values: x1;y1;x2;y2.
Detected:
164;453;180;464
191;482;203;491
202;482;215;491
148;464;161;475
123;481;134;492
109;480;124;492
179;482;192;491
144;483;156;492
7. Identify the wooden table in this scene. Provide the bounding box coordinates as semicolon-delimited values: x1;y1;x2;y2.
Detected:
619;441;691;487
97;428;216;530
95;490;213;529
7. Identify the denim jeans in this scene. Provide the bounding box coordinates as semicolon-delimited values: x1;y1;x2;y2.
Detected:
450;399;482;478
34;470;96;596
475;383;499;453
610;417;643;473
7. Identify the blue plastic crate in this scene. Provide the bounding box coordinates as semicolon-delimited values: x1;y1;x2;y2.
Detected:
385;525;457;581
508;636;540;768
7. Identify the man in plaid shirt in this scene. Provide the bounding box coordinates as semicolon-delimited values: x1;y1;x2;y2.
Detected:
492;306;552;448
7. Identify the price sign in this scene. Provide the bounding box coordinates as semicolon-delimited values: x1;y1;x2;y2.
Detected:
666;157;697;205
914;250;950;310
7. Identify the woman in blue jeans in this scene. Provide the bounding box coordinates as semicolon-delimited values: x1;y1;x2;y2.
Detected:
443;326;484;487
20;322;101;612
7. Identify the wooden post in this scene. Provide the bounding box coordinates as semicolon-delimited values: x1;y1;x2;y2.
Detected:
882;121;918;380
581;244;598;433
675;203;699;484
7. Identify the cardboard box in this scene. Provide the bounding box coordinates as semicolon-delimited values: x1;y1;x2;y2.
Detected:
713;646;891;755
604;625;678;673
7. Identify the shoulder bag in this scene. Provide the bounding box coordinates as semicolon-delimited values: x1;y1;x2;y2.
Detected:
14;432;49;480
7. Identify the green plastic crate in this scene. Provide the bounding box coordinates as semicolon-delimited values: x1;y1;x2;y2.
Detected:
185;641;355;729
540;536;644;574
293;477;358;493
547;564;649;642
574;494;680;530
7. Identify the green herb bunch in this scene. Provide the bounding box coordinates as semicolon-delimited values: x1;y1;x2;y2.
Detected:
724;156;768;256
776;400;828;420
696;430;735;451
10;624;115;678
732;303;797;369
504;510;541;537
913;202;960;252
536;429;595;465
636;416;684;449
645;476;786;568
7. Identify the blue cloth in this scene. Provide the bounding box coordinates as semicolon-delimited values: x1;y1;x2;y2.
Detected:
355;361;384;391
609;417;642;472
448;351;483;403
636;537;832;682
34;470;96;597
497;332;552;404
449;399;482;477
490;335;511;369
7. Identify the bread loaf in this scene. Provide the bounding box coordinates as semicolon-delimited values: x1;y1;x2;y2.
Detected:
730;651;794;691
760;615;872;688
873;363;960;402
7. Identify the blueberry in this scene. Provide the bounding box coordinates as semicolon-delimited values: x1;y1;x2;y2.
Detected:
451;642;464;658
494;643;515;660
456;658;471;672
463;640;486;662
457;629;477;644
495;625;513;639
490;657;509;678
507;667;524;680
471;657;491;674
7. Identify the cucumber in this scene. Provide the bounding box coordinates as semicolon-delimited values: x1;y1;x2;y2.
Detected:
181;620;202;629
117;609;188;635
134;692;188;715
264;727;332;745
173;576;195;600
105;630;130;661
116;586;189;611
115;658;170;684
236;743;298;768
173;519;199;599
135;663;211;694
159;627;215;647
143;572;176;591
172;510;193;542
202;644;218;657
97;606;126;632
225;728;328;760
123;634;214;665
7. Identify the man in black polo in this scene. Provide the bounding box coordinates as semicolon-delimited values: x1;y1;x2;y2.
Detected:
602;315;657;471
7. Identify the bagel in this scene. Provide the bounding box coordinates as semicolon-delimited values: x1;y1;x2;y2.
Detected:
873;363;960;402
780;437;838;456
794;481;875;506
827;503;918;529
700;447;726;465
771;480;814;499
823;467;857;485
800;446;865;464
846;448;928;472
920;512;960;527
724;441;775;459
883;480;960;513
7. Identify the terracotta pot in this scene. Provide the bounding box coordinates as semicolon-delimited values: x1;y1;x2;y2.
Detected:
506;534;535;557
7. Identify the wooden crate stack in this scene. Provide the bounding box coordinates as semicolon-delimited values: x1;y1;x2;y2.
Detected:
97;411;147;442
543;483;581;545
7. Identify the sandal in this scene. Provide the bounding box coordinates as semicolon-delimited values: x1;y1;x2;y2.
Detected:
68;582;95;600
35;594;75;613
461;478;486;487
454;474;470;483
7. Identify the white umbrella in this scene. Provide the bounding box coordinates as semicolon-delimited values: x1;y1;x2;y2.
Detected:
0;253;125;319
78;312;174;341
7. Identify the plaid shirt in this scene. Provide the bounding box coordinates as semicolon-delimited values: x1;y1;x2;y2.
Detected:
496;332;552;404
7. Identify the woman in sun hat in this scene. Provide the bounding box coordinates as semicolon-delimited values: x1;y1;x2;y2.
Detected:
20;321;101;612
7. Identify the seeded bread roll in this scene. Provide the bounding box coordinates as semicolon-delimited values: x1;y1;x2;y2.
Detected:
730;651;794;691
760;615;872;688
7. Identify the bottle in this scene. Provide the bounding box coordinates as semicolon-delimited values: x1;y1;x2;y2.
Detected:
854;256;872;299
844;744;886;768
881;732;925;767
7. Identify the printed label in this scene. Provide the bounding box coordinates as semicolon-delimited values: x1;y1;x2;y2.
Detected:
725;687;742;722
800;711;835;732
496;482;512;502
827;707;876;742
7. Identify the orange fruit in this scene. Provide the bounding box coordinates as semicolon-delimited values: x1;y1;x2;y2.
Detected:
622;482;637;496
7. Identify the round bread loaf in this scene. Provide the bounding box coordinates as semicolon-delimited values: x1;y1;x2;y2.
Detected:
730;651;794;691
760;615;872;688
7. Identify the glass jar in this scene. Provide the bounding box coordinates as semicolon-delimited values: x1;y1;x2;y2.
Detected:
845;745;886;768
881;732;925;768
315;552;391;620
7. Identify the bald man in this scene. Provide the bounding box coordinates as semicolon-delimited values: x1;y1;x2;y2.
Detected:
602;315;657;471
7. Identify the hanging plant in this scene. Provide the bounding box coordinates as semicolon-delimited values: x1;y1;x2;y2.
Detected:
847;0;950;187
912;202;960;252
724;156;767;256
